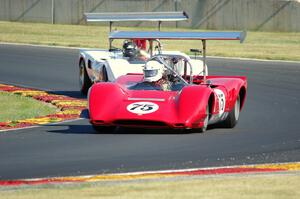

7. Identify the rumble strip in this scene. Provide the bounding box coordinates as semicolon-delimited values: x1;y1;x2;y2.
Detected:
0;83;87;130
0;162;299;186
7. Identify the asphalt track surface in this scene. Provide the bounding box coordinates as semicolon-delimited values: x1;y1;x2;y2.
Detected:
0;44;300;180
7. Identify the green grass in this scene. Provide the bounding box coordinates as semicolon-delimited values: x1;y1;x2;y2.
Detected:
0;92;57;122
1;174;299;199
0;21;300;61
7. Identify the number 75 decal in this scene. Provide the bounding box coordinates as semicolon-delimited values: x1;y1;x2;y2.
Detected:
127;102;159;115
214;89;226;116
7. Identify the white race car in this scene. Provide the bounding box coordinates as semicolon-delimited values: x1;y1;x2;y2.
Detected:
78;12;207;94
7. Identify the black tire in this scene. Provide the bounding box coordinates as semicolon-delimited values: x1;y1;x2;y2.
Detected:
223;95;240;128
186;105;209;134
102;66;108;82
79;59;92;95
199;105;209;133
92;125;116;133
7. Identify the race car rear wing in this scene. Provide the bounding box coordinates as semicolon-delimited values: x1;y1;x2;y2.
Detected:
109;31;246;42
85;11;189;31
109;31;246;83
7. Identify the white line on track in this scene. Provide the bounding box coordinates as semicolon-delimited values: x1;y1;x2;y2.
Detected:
93;161;300;176
12;161;300;182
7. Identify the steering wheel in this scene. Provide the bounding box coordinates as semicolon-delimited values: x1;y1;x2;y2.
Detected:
109;47;122;52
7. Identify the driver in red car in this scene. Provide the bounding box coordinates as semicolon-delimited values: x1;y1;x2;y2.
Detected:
143;60;171;91
129;60;172;91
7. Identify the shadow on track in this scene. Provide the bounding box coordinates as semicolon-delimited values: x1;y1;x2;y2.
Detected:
45;123;204;135
46;109;220;135
45;123;96;134
44;101;225;135
45;106;227;135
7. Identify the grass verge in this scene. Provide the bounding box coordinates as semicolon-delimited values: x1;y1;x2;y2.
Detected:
0;21;300;61
0;91;57;122
1;173;299;199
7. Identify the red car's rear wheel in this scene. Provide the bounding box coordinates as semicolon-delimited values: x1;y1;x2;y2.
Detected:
223;95;240;128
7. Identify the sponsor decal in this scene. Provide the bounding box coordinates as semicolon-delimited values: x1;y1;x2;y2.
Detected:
127;101;159;115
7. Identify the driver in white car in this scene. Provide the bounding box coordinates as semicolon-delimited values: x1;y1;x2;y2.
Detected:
123;40;150;61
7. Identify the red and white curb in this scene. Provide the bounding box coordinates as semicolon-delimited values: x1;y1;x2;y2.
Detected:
0;83;87;130
0;162;299;186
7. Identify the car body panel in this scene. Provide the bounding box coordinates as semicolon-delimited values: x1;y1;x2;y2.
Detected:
79;49;145;82
88;74;247;129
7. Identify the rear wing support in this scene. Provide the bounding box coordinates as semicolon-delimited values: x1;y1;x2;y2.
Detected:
202;40;207;83
85;11;189;32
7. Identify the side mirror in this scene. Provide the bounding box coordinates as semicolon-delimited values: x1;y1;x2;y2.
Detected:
190;49;202;59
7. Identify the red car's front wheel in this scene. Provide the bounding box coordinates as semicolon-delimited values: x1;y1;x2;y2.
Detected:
198;105;209;133
79;59;92;95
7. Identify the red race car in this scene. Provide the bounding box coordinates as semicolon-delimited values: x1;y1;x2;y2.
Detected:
88;31;247;133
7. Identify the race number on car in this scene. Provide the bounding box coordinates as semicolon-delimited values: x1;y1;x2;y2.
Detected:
127;102;159;115
214;89;226;116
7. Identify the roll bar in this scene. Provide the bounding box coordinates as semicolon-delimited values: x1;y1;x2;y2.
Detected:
150;55;191;85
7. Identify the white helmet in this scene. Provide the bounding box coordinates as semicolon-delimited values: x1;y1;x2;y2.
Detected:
143;60;164;82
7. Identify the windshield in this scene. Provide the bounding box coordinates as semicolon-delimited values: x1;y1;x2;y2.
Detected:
127;55;190;92
128;81;185;91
